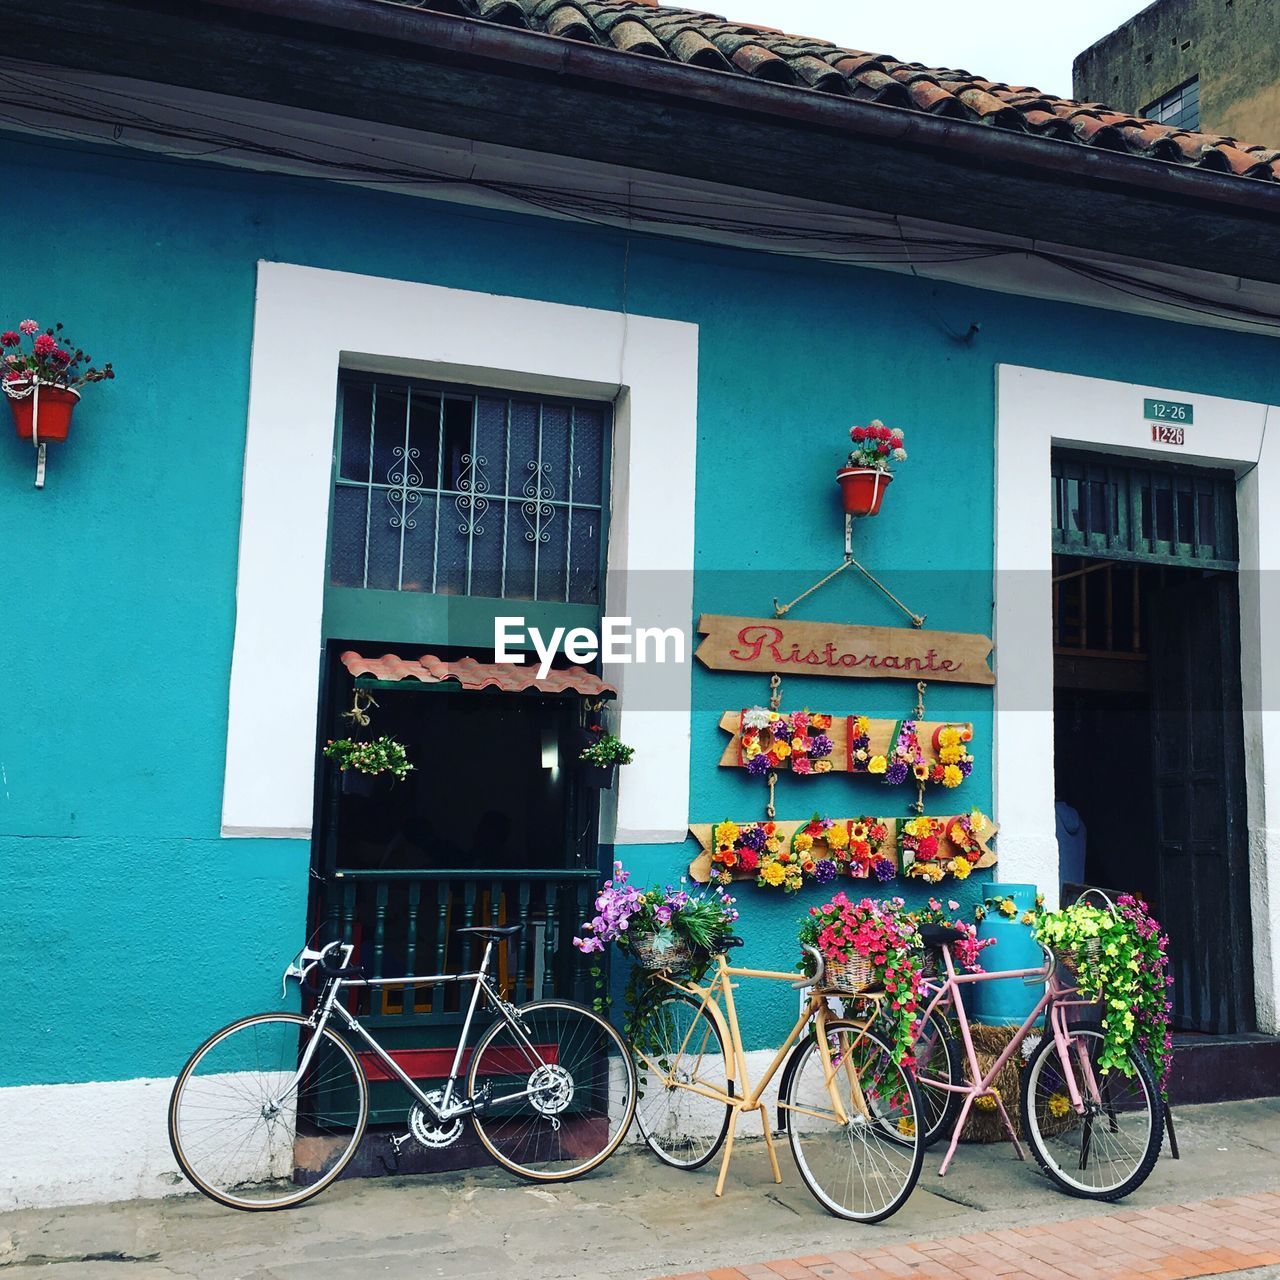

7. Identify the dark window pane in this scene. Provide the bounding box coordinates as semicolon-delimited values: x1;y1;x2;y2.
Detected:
475;398;509;500
571;406;605;505
568;509;602;604
330;485;368;587
339;382;373;482
407;390;442;491
373;385;409;487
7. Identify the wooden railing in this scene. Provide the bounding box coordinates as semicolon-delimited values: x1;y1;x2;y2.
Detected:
316;868;601;1026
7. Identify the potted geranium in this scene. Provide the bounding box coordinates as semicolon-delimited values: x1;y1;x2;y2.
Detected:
323;735;414;795
577;726;635;789
837;420;906;516
2;321;114;442
797;894;923;1064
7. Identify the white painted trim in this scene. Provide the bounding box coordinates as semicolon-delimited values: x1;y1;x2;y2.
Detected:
223;263;697;844
994;364;1280;1031
0;1077;184;1210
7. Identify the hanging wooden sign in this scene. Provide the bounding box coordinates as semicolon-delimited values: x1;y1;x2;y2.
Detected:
717;711;973;774
687;814;997;885
695;616;994;686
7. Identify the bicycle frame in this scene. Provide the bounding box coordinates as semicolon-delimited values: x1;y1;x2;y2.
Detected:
652;953;884;1198
918;945;1103;1176
275;939;551;1124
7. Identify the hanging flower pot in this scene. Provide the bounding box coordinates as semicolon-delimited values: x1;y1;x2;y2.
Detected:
838;419;907;517
577;725;634;790
5;382;80;442
836;466;893;516
341;769;377;797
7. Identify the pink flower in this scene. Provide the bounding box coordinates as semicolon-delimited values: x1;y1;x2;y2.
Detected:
18;320;38;335
3;370;22;382
33;333;56;357
0;331;18;348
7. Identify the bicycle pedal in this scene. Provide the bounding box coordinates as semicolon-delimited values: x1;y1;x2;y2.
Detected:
471;1081;493;1113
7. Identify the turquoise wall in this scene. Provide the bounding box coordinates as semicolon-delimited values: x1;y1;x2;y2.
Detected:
4;132;1279;1084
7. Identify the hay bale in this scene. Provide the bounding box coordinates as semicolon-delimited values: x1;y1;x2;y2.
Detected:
959;1023;1024;1143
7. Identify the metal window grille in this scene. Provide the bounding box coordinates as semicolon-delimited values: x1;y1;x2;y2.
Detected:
1051;449;1237;569
330;374;611;604
1142;76;1200;131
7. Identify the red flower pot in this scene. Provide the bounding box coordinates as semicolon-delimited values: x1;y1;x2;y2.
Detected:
5;383;80;442
836;466;893;516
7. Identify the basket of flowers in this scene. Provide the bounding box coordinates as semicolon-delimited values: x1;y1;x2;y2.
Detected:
572;862;739;974
908;898;995;977
797;894;924;1064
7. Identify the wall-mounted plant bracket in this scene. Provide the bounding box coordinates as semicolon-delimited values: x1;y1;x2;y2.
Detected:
32;436;46;489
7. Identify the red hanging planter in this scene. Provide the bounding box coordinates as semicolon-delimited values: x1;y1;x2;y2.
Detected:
836;466;893;517
5;382;80;442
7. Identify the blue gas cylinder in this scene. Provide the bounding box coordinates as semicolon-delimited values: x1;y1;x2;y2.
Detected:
968;883;1044;1027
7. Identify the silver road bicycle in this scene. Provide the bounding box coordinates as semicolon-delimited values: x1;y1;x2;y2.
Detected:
168;925;637;1209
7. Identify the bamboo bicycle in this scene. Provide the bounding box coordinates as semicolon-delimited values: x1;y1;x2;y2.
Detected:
629;937;923;1222
909;913;1163;1201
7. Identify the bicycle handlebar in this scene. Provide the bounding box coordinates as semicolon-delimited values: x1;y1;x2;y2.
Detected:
793;944;825;989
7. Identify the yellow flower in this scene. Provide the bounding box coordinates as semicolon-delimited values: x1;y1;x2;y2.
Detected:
1047;1093;1071;1119
716;821;740;845
943;765;963;788
814;760;833;773
868;755;887;775
950;858;972;881
904;817;929;837
791;737;806;752
913;762;929;780
794;833;813;853
975;1093;997;1113
827;826;849;849
760;862;786;886
939;745;963;765
766;837;782;854
743;740;761;758
949;823;966;844
855;716;870;733
896;1116;916;1137
938;726;961;748
773;741;791;760
969;809;987;833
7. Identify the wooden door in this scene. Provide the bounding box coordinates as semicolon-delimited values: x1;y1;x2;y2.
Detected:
1148;575;1253;1033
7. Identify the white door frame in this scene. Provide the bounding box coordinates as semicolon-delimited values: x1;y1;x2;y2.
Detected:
994;363;1280;1033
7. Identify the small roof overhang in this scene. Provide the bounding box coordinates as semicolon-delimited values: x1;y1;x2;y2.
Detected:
339;651;616;698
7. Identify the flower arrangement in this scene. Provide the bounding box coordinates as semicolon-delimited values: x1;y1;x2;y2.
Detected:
901;810;988;882
860;720;924;787
1116;894;1174;1099
322;736;414;780
2;320;113;391
797;893;922;1064
909;898;995;972
572;862;739;959
847;420;907;473
1033;899;1172;1082
740;708;835;777
790;815;851;884
711;819;772;883
847;816;894;880
711;817;894;889
928;725;974;789
578;730;635;767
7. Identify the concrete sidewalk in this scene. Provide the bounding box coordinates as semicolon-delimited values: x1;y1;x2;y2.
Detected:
1;1098;1277;1280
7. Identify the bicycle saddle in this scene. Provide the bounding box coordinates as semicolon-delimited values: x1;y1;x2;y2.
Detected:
919;923;967;947
456;924;523;939
715;935;745;952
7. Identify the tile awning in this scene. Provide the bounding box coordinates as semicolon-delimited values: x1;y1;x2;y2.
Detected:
339;652;616;698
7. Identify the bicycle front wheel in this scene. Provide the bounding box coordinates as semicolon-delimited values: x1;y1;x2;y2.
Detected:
168;1012;368;1210
633;992;732;1169
468;999;637;1181
783;1020;923;1223
1020;1023;1162;1200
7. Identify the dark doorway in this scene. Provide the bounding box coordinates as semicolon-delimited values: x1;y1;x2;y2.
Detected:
1051;453;1253;1036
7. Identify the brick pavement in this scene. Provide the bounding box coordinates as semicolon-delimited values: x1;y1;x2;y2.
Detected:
655;1191;1280;1280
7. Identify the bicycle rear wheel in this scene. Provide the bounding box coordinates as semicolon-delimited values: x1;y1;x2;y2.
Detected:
1020;1023;1162;1200
783;1020;923;1223
168;1012;368;1210
632;992;733;1169
468;999;637;1181
913;1007;964;1148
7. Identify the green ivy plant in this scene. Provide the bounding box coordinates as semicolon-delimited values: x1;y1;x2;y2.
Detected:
579;733;635;767
1033;902;1165;1080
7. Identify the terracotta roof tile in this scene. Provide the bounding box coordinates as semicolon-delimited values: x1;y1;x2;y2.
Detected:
340;651;617;697
381;0;1280;184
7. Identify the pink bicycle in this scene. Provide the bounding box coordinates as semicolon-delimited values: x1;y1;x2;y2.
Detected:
909;919;1164;1201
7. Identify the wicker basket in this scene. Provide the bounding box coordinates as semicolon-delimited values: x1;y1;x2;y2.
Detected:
630;932;695;973
823;953;876;994
918;947;941;980
1055;936;1102;981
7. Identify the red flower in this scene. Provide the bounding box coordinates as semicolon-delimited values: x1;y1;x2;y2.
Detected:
3;370;21;383
877;440;890;454
33;333;57;357
51;348;72;366
851;426;866;441
0;331;18;348
739;849;759;871
917;836;939;859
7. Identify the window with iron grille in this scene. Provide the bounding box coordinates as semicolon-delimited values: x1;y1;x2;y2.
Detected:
330;374;611;604
1143;76;1200;130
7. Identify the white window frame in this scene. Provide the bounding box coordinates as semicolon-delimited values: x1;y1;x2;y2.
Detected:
995;363;1280;1032
221;262;698;846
